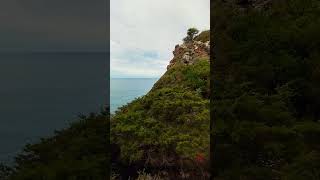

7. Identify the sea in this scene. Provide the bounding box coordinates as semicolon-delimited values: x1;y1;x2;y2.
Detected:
0;52;109;163
110;78;158;113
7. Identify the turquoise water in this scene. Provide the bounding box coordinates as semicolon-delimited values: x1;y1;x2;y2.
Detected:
110;78;158;113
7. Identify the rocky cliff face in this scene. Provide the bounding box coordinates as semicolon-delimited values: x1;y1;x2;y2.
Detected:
167;40;210;69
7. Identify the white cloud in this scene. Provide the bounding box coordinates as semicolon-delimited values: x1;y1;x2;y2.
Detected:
111;0;210;78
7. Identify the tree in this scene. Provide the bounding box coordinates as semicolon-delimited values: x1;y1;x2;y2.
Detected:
183;28;199;43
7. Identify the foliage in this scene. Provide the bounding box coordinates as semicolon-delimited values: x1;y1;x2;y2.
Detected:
153;58;210;97
3;110;109;180
111;58;210;178
194;30;210;43
0;164;12;180
212;0;320;178
183;28;200;43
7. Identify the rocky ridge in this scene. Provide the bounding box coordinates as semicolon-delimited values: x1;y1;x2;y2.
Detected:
167;40;210;70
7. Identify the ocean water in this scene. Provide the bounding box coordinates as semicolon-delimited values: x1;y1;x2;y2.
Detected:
0;53;109;163
110;78;158;113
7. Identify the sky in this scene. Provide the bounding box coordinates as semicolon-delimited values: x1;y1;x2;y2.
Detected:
0;0;210;77
0;0;108;52
111;0;210;78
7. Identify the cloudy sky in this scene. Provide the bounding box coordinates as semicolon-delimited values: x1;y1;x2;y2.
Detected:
0;0;108;52
111;0;210;78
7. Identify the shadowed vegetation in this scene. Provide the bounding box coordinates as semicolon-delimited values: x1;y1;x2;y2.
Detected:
0;110;109;180
212;0;320;179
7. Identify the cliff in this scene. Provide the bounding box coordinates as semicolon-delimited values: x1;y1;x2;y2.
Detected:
111;30;210;179
167;36;210;69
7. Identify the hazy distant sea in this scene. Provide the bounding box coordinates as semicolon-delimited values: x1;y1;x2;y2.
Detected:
0;53;108;163
110;78;158;113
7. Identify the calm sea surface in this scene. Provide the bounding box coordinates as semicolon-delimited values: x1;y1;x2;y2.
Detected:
0;53;108;163
110;78;158;113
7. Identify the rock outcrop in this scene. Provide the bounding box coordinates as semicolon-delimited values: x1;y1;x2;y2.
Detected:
167;40;210;69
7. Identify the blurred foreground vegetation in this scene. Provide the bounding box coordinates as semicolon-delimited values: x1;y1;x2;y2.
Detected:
0;111;109;180
212;0;320;179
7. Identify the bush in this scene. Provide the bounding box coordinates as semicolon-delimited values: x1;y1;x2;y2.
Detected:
183;28;199;43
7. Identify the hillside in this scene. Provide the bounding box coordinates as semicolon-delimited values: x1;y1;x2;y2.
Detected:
111;30;210;179
212;0;320;179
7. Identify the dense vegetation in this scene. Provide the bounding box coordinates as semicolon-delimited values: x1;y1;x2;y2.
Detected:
111;57;210;179
211;0;320;179
0;110;109;180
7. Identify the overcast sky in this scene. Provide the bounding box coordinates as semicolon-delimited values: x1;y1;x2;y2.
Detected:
0;0;209;77
0;0;108;52
111;0;210;78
